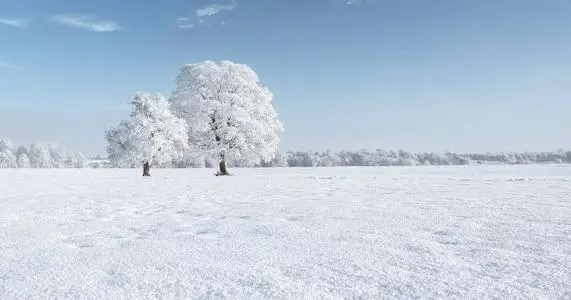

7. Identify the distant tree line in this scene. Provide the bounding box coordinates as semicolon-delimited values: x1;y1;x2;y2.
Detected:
275;149;571;167
0;138;88;168
94;148;571;168
1;138;569;169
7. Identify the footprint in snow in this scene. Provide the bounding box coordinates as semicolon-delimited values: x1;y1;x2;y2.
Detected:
129;224;161;239
274;216;303;222
105;233;127;240
432;230;460;246
171;223;219;239
437;240;460;245
105;269;130;288
433;230;452;236
63;235;95;249
172;225;193;234
305;176;346;180
194;228;218;240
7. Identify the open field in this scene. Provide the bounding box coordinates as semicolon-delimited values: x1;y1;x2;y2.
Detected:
0;165;569;299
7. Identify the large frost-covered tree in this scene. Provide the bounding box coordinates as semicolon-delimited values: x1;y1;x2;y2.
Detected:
105;92;189;176
170;60;284;175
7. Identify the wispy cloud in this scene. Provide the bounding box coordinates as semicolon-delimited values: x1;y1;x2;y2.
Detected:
196;3;237;18
176;17;194;29
0;18;30;28
177;2;236;29
345;0;377;5
50;15;122;32
177;23;194;29
0;61;24;70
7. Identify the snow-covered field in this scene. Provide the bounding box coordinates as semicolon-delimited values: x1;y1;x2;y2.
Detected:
0;165;569;299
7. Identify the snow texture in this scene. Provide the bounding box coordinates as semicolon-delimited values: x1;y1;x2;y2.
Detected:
171;60;283;167
0;165;569;299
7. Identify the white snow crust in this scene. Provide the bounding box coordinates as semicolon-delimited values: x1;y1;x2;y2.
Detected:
0;165;569;299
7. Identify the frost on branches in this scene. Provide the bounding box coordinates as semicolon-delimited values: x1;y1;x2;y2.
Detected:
105;92;188;176
171;60;284;176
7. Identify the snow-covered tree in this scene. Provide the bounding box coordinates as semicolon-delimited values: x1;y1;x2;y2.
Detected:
28;143;52;168
0;138;17;168
105;92;189;176
260;150;289;167
105;120;135;168
13;146;30;168
0;138;13;152
170;60;284;176
16;153;31;168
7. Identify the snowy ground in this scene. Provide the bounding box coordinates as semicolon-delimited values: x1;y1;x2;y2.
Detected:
0;165;569;299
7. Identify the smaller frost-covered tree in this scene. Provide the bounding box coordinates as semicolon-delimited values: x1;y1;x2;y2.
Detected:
171;60;284;176
105;92;188;176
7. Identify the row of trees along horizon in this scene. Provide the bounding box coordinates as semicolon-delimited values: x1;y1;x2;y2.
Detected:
1;138;571;169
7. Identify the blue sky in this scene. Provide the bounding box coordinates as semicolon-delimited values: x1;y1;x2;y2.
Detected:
1;0;570;155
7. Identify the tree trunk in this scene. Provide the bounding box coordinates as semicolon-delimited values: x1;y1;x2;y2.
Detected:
142;162;151;176
217;153;230;176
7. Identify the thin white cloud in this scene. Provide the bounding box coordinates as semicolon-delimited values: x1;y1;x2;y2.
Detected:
0;18;30;28
195;3;237;18
177;23;194;29
51;15;122;32
345;0;376;5
0;61;24;70
177;2;236;30
176;17;193;29
176;17;194;29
